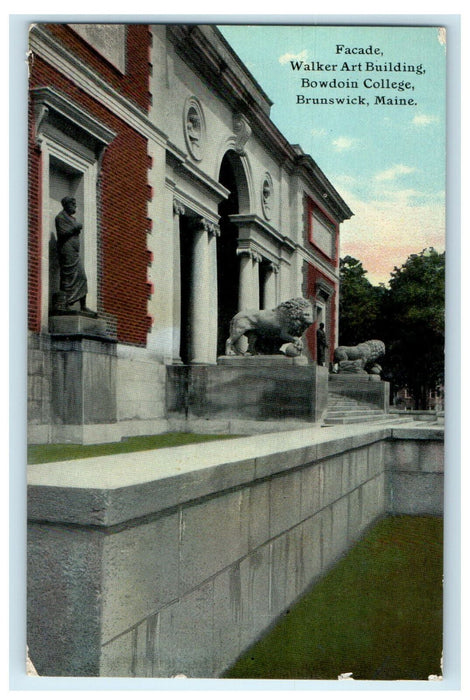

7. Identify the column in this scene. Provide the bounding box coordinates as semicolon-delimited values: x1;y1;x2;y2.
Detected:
207;221;220;364
237;250;253;311
251;252;261;309
263;262;279;309
189;218;210;364
172;199;185;363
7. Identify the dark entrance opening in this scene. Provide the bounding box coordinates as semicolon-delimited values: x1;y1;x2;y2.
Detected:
259;259;271;310
217;153;241;356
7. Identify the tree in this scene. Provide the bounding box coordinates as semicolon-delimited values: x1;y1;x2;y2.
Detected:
381;248;445;410
338;255;385;346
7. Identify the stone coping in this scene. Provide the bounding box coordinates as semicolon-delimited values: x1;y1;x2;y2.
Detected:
27;423;442;528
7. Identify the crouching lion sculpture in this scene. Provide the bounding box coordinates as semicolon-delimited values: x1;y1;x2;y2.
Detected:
225;298;314;356
334;339;385;374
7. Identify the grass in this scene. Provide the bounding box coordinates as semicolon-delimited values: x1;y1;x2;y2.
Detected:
27;432;238;464
224;515;443;681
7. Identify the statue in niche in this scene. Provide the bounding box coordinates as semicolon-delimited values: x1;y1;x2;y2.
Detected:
54;196;96;316
225;298;314;357
333;339;385;375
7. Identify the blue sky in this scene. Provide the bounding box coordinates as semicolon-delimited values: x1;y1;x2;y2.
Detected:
219;25;446;285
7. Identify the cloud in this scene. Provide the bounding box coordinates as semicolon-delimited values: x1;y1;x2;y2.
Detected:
311;127;328;138
334;174;357;188
375;164;416;182
338;186;445;285
332;136;357;152
279;50;307;65
412;113;439;127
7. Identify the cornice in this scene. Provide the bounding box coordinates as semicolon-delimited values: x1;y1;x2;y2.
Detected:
31;86;116;148
229;213;296;253
29;24;167;149
166;146;230;204
167;25;295;168
296;244;340;283
167;182;222;226
296;154;354;223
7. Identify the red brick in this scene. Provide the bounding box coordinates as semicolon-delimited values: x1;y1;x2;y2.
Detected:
28;36;152;346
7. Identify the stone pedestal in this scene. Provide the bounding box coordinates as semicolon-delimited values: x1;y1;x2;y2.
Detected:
46;313;118;427
167;358;328;423
329;374;390;412
49;313;110;340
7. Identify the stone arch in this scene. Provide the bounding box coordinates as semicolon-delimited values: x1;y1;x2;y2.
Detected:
215;140;253;214
216;148;251;356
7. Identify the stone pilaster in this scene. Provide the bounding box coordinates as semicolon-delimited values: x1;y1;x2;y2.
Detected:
251;252;262;309
263;262;279;309
207;221;220;364
237;250;254;311
172;199;185;364
188;218;211;364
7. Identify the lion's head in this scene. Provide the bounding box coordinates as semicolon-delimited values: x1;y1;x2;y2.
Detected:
362;339;385;363
276;298;314;336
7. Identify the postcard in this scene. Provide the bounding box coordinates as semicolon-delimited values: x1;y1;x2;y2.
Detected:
25;20;448;684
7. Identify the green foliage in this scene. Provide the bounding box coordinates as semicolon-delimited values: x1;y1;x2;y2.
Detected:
338;249;445;409
224;516;443;680
382;248;445;409
338;256;385;346
27;433;238;464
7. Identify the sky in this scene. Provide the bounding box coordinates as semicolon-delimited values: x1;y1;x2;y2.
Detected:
219;25;446;286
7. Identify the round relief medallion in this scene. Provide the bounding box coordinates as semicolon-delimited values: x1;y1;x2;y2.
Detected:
183;97;206;161
261;172;274;220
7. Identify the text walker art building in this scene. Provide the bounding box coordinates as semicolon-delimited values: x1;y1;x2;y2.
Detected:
28;23;353;443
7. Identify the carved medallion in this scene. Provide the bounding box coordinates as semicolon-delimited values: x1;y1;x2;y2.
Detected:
183;97;206;161
261;172;274;220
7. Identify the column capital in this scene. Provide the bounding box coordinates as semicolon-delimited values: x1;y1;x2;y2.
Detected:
189;216;220;237
173;199;186;217
236;247;252;258
236;247;261;262
268;261;280;274
205;220;221;237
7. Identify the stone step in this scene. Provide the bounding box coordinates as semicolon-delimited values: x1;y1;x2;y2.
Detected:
327;401;363;409
323;414;411;426
327;404;377;412
323;413;386;425
325;409;385;418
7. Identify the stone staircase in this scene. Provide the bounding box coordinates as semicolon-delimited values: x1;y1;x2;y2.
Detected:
322;392;412;426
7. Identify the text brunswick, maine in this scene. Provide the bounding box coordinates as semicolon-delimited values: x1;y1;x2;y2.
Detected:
288;47;429;108
296;95;417;106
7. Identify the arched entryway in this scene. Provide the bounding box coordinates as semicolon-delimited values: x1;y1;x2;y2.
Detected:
216;150;250;356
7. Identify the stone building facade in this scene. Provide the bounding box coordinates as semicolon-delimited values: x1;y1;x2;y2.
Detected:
28;23;352;444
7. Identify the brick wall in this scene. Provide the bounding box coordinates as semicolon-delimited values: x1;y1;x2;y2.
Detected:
28;25;153;345
28;100;43;334
43;24;152;111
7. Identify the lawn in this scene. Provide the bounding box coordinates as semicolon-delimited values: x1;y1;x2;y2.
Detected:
224;515;443;681
27;432;238;464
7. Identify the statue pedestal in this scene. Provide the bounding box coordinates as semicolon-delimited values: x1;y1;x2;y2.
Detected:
217;354;308;367
47;313;118;428
49;312;112;341
167;360;328;423
329;374;390;412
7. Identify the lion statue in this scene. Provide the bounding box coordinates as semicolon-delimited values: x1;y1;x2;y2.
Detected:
225;298;314;356
334;339;385;374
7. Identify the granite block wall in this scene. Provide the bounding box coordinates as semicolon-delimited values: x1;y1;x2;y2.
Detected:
27;424;443;678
